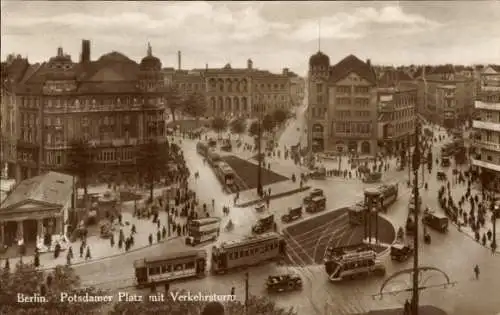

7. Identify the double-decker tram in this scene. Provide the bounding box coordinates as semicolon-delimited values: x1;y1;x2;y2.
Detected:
211;232;286;274
134;249;207;287
186;217;221;246
207;151;221;167
324;245;386;281
197;141;210;156
215;161;235;188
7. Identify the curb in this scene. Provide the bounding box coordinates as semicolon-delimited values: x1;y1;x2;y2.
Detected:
34;236;184;272
450;221;500;255
235;186;311;208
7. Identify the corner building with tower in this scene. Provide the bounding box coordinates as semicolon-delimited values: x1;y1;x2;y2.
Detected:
308;52;379;155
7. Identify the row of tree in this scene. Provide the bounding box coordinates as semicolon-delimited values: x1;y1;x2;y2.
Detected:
210;108;289;139
0;261;297;315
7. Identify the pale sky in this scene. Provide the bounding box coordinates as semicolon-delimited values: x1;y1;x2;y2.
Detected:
2;1;500;75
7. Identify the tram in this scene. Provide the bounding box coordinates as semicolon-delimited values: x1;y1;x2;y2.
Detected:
134;249;207;287
186;217;221;246
211;232;286;274
324;246;385;281
371;182;398;211
214;161;235;187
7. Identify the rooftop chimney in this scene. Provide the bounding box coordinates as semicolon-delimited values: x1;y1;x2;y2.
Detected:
205;63;208;71
57;47;63;57
80;39;91;63
366;59;371;67
247;59;253;70
283;68;289;76
178;51;181;70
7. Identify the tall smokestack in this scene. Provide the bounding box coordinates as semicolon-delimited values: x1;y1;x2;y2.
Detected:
178;51;181;70
80;39;91;63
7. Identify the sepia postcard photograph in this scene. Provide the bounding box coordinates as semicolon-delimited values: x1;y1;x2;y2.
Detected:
1;1;499;314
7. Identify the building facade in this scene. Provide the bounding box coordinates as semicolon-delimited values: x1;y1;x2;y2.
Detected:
288;72;306;107
471;69;500;190
165;59;293;118
308;53;379;155
13;41;166;182
417;67;475;128
0;171;73;247
377;86;417;154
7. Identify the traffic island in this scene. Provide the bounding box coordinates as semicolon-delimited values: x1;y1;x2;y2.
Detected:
235;184;311;208
283;207;396;265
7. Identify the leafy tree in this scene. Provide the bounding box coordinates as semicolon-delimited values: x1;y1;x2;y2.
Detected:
163;86;183;122
182;92;207;122
211;117;228;138
272;109;288;126
137;139;170;201
0;262;107;315
110;289;297;315
248;121;260;138
66;139;94;201
230;118;247;139
262;114;276;134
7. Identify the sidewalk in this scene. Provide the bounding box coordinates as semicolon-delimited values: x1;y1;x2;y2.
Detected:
356;305;448;315
4;198;187;270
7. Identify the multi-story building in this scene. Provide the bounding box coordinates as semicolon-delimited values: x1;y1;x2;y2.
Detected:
308;53;378;155
0;56;38;179
13;40;166;182
287;71;306;107
417;65;475;128
164;58;292;118
377;85;417;154
471;72;500;190
481;65;500;88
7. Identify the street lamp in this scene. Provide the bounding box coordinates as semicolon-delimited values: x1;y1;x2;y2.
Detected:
256;100;264;197
492;205;499;251
411;121;422;315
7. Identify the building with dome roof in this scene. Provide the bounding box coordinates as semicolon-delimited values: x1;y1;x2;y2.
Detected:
11;40;166;182
307;52;379;155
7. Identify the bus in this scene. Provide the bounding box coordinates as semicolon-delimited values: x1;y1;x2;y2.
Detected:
197;141;209;156
186;217;221;246
134;249;207;287
211;232;286;274
324;248;385;281
215;162;235;187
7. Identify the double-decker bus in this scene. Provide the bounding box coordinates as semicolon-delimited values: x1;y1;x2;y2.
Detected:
324;246;385;281
134;249;207;287
370;182;398;211
197;141;209;156
214;161;235;187
186;217;221;246
211;232;286;274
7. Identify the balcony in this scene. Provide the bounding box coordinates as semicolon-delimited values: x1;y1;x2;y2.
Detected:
473;140;500;152
473;120;500;132
471;158;500;172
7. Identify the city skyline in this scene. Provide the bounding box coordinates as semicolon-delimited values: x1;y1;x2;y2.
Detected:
1;1;500;75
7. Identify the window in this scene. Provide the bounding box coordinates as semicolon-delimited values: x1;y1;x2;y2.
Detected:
316;83;323;93
124;115;130;124
486;131;493;142
317;95;323;103
337;86;350;94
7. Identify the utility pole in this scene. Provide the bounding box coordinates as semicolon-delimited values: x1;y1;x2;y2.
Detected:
244;272;249;313
411;122;422;315
257;102;263;197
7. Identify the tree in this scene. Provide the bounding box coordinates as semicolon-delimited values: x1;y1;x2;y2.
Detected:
66;139;94;201
182;92;207;122
0;262;108;315
248;121;260;138
230;118;247;139
163;86;183;122
110;289;297;315
272;109;288;126
262;114;276;134
137;139;170;201
211;117;228;138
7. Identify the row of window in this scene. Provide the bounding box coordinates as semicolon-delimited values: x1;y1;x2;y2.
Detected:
336;98;370;107
44;96;164;109
337;110;371;118
225;241;280;261
394;94;417;106
43;114;163;127
480;95;500;103
394;120;414;132
481;131;500;143
208;79;248;93
335;122;372;134
20;128;37;143
341;259;376;271
149;262;196;276
311;107;327;118
21;113;38;127
394;108;415;120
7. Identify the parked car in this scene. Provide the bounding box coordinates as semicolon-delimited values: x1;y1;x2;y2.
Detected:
266;274;302;292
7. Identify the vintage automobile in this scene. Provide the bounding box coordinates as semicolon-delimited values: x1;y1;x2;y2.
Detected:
100;221;115;239
252;213;276;234
390;244;414;262
437;171;447;181
266;274;302;292
208;138;217;147
310;167;326;180
441;157;451;167
303;188;324;205
255;204;266;212
306;196;326;213
362;172;382;183
281;206;303;223
422;211;449;233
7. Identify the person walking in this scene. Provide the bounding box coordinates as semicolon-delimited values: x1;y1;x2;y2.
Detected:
474;264;480;280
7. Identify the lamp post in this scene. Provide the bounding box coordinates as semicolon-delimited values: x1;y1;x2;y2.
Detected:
492;204;498;251
256;101;263;197
411;121;422;315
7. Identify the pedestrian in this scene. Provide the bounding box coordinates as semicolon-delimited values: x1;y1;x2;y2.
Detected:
66;251;71;265
79;244;84;258
85;247;92;260
149;233;153;246
131;224;136;234
110;234;115;247
157;230;161;243
474;264;480;280
162;226;167;239
34;251;40;267
68;246;73;259
157;219;160;229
